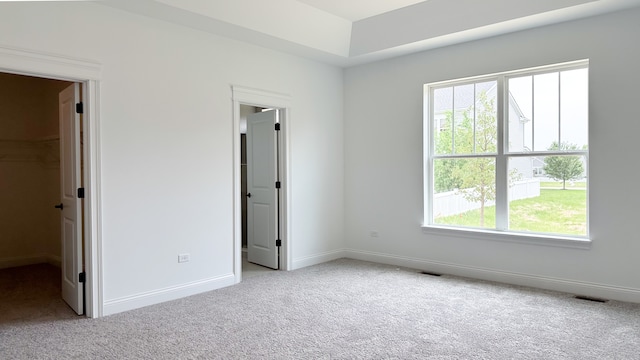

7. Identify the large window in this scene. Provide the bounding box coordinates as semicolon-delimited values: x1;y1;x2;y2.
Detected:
424;60;589;238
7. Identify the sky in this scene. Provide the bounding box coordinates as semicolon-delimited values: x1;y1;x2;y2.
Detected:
508;67;589;151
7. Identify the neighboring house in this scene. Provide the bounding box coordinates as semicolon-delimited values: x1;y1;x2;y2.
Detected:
532;157;546;176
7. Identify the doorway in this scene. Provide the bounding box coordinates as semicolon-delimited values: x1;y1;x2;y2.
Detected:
0;72;85;318
0;44;102;318
240;105;281;275
232;86;292;282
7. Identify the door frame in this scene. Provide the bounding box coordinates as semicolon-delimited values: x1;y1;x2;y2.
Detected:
231;85;292;281
0;45;103;318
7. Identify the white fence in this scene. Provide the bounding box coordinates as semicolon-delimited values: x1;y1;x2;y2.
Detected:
434;179;540;218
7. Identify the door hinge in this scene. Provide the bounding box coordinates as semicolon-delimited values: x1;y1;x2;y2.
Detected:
275;123;281;131
275;181;281;189
77;187;85;199
79;272;86;283
276;239;282;247
76;102;84;114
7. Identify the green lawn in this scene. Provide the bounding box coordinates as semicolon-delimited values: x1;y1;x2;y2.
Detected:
435;189;587;236
540;181;586;189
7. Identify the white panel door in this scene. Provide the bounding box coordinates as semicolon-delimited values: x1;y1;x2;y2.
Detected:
246;110;278;269
58;83;83;315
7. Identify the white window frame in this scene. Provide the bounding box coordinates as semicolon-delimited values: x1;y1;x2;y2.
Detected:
423;60;591;249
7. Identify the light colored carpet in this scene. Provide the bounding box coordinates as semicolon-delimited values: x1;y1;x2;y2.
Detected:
1;259;639;359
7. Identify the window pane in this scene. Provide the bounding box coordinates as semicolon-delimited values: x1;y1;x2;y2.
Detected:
533;73;559;151
508;76;533;152
508;156;586;236
474;81;498;153
560;68;588;150
433;157;495;229
433;87;453;155
453;84;475;154
426;61;589;238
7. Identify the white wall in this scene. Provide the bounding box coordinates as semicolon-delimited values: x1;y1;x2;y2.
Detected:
0;2;344;314
344;8;640;301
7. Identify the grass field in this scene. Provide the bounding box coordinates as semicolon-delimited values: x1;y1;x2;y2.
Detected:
435;189;587;236
540;181;586;189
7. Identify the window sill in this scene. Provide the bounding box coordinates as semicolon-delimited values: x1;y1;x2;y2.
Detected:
421;225;592;250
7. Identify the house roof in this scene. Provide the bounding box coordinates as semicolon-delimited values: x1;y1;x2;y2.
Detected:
432;82;495;113
102;0;640;67
432;82;527;122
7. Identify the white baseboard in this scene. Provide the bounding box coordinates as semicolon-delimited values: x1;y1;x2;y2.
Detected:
291;249;347;270
0;254;61;269
345;249;640;303
103;274;236;316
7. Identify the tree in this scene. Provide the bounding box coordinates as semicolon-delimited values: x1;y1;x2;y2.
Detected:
453;158;495;226
433;90;525;226
543;142;584;190
451;91;497;226
433;110;464;193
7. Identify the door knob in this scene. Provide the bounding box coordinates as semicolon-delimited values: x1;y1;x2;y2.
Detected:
54;203;64;210
246;193;252;198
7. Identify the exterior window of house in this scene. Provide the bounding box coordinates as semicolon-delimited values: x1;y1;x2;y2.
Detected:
424;60;589;238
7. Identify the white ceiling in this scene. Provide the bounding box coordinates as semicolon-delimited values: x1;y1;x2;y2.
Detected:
102;0;640;67
296;0;429;21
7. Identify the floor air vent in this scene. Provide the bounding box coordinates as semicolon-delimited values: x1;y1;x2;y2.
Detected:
574;295;608;303
420;271;442;277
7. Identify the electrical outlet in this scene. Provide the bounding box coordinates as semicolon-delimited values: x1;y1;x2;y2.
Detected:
178;253;190;263
370;230;379;238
